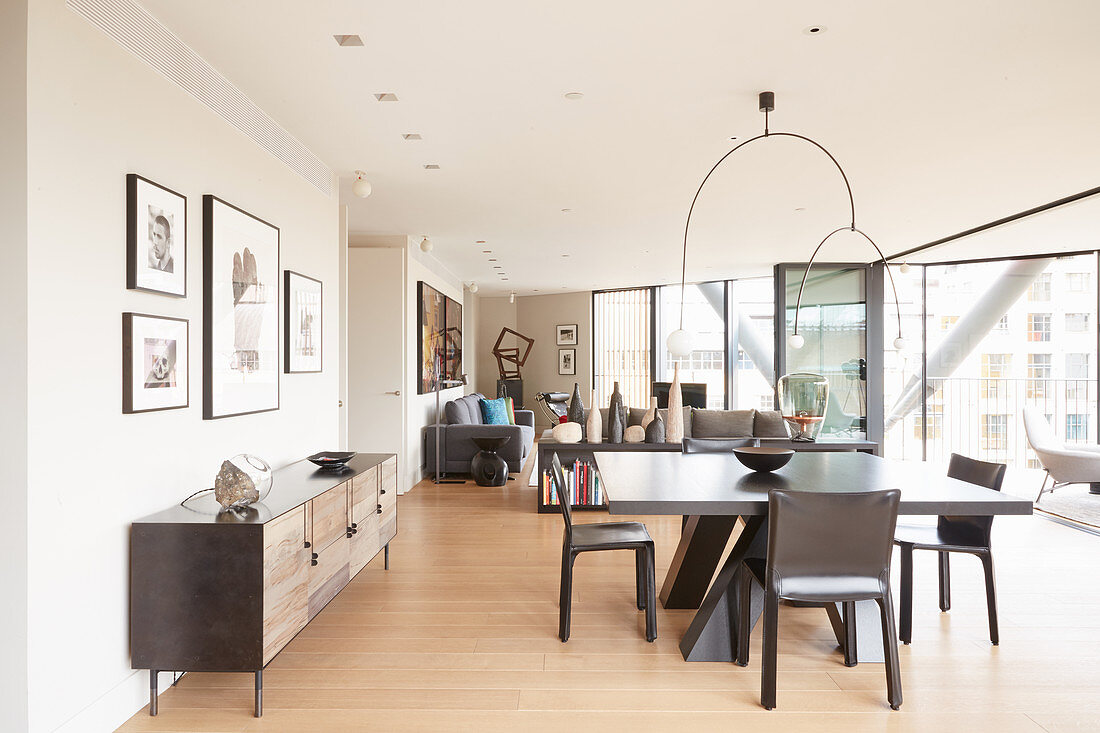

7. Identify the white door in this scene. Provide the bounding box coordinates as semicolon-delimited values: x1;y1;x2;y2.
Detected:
347;248;406;487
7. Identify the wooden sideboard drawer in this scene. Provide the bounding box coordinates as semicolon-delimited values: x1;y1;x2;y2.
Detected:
311;483;348;552
308;534;350;619
351;466;378;525
262;506;308;665
350;510;381;577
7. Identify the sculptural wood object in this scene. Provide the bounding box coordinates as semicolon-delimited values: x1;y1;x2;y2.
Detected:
492;327;535;380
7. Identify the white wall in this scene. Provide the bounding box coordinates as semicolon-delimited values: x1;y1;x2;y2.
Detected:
1;2;30;730
24;2;340;730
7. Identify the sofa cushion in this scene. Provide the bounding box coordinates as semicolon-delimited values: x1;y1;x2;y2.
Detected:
445;393;484;425
692;408;755;439
657;406;693;438
480;397;511;425
754;409;789;438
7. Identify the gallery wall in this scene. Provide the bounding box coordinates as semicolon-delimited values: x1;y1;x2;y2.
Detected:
1;1;30;730
24;2;339;730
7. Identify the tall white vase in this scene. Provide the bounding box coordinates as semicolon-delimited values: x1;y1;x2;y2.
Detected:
586;389;602;443
666;363;684;443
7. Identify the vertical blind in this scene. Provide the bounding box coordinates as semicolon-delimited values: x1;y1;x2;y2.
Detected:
593;288;652;409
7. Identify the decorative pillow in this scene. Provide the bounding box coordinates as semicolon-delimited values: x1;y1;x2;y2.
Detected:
503;397;517;425
691;408;755;439
480;397;511;425
754;409;790;438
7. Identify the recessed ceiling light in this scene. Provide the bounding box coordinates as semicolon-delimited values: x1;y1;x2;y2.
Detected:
564;92;584;100
373;92;398;102
493;265;502;269
803;25;827;35
488;258;498;262
333;35;364;47
560;208;572;213
482;250;492;254
402;133;422;140
533;289;540;292
794;206;807;212
423;164;440;170
475;240;486;244
561;254;570;258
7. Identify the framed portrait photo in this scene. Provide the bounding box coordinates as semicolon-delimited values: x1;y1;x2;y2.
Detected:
127;174;187;297
123;313;188;413
203;195;280;419
558;348;576;375
556;324;578;345
284;270;322;373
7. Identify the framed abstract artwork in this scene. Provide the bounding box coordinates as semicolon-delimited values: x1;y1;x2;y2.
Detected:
444;295;463;382
556;324;578;345
122;312;188;413
202;195;280;419
558;348;576;375
284;270;322;373
417;281;445;394
127;174;187;297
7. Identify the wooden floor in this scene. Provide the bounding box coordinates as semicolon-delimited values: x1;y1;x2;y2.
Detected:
120;454;1100;732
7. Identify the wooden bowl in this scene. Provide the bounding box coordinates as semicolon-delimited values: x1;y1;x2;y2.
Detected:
733;446;795;472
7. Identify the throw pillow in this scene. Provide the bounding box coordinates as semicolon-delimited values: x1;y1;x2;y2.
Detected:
691;408;755;439
504;397;517;425
754;409;790;438
480;397;511;425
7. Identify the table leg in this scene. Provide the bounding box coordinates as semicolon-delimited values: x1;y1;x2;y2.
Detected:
660;515;739;609
826;601;886;663
678;515;767;662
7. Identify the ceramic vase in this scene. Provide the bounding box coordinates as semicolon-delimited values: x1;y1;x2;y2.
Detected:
644;410;665;443
586;389;602;443
567;382;585;437
665;364;684;443
608;382;625;443
641;396;657;429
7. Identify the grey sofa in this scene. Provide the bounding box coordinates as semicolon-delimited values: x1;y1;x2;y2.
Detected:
581;406;790;440
424;393;536;474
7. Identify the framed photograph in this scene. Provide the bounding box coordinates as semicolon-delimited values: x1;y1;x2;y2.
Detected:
558;348;576;375
127;174;187;297
444;296;463;382
203;195;280;419
284;270;322;373
417;281;445;394
123;313;188;413
556;324;578;345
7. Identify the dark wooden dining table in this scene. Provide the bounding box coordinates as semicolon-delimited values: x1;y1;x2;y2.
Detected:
593;450;1033;664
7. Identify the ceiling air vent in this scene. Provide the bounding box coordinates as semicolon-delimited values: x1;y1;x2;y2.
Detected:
374;93;399;102
423;164;441;170
402;133;422;140
333;35;364;46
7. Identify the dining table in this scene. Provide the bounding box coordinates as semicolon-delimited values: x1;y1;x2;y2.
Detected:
593;450;1033;664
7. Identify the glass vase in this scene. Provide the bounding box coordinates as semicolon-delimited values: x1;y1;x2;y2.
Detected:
778;373;829;442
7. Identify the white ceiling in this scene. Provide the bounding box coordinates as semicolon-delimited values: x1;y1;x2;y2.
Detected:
141;0;1100;295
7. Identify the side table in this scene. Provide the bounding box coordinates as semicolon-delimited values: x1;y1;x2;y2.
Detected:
471;435;511;486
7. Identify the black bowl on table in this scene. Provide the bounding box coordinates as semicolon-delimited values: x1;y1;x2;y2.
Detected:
308;451;357;470
733;446;795;472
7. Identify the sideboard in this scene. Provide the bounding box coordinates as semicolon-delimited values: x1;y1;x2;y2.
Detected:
130;453;398;717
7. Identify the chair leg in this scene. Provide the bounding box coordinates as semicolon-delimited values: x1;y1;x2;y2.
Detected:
877;593;904;710
979;551;999;645
760;582;779;710
1035;472;1049;504
643;545;657;642
842;602;858;667
736;566;752;667
899;544;914;645
938;552;951;612
635;549;646;610
559;546;574;642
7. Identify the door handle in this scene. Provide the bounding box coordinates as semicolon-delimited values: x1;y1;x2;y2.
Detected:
385;390;401;396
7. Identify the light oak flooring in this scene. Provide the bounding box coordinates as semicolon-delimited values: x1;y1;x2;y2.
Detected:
119;454;1100;732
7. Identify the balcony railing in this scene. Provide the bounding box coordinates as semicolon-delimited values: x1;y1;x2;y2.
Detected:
894;377;1097;467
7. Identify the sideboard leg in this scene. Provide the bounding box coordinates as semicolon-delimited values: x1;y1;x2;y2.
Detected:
149;670;158;716
384;544;390;570
254;669;263;717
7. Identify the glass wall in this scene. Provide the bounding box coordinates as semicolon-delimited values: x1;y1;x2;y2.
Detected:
883;253;1099;465
592;288;652;409
656;283;726;410
729;277;776;410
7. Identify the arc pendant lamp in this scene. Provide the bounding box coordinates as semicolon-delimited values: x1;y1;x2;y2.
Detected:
670;91;905;357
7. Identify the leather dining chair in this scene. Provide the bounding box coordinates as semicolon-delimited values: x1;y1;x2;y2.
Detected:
681;437;754;454
894;453;1006;646
551;453;656;643
736;489;903;711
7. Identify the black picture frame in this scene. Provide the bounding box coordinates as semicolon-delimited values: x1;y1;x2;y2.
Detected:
123;312;189;414
127;174;187;297
203;194;281;419
559;348;577;375
284;270;323;373
556;324;578;345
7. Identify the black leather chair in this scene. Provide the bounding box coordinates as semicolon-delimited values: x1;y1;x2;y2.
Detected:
894;453;1006;646
551;453;656;643
681;437;754;453
737;489;903;711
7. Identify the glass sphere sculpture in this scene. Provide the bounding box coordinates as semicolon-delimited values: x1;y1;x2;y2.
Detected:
778;372;829;442
213;454;273;509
